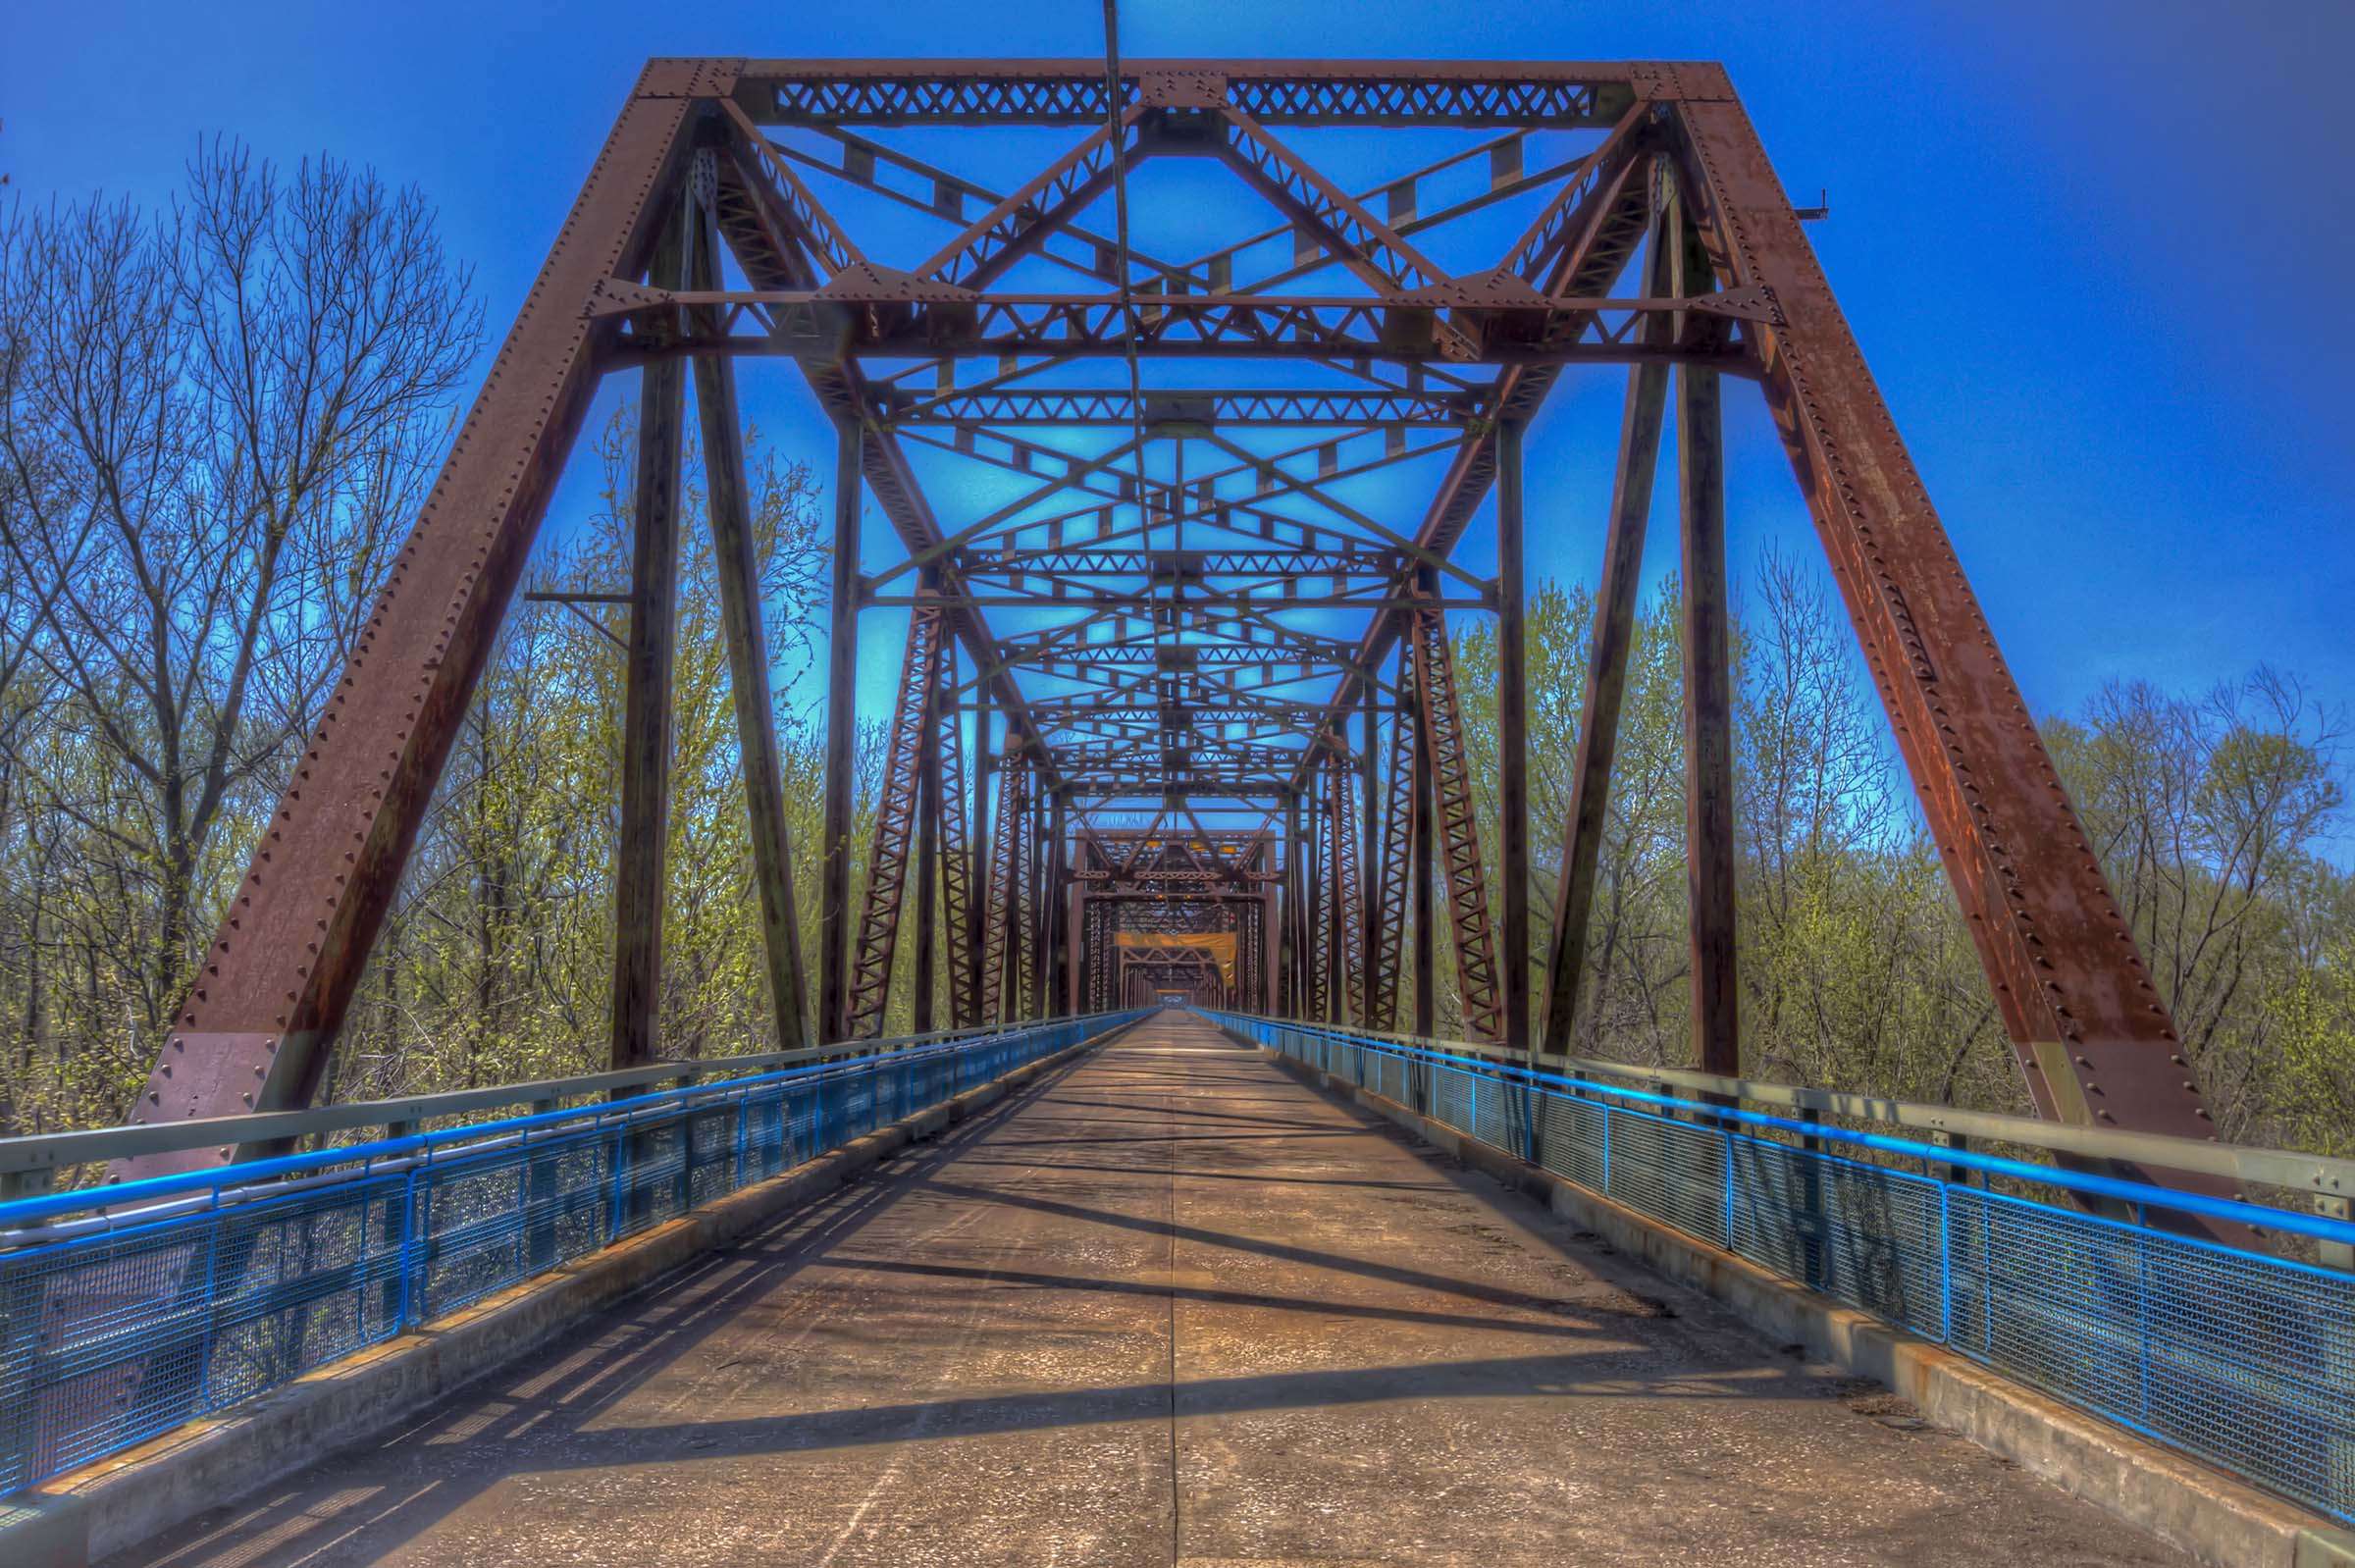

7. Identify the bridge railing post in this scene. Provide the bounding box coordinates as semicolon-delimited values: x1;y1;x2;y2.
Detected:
525;1097;559;1273
1798;1108;1826;1290
2322;1195;2354;1274
407;1136;439;1331
606;1115;632;1241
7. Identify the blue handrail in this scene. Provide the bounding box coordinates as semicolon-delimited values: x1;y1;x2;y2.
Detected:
0;1011;1143;1495
0;1028;1007;1231
1204;1009;2354;1528
1259;1019;2355;1250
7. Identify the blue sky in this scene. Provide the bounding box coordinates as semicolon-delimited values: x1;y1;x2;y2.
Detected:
6;1;2351;823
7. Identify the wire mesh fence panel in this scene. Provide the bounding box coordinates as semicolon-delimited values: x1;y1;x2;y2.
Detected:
687;1107;739;1211
201;1183;406;1409
525;1134;616;1273
1198;1008;2355;1526
1536;1088;1606;1193
0;1012;1140;1495
1722;1135;1944;1337
628;1121;693;1237
1431;1065;1476;1138
745;1093;787;1183
1816;1150;1945;1337
1728;1132;1819;1289
1472;1072;1512;1151
2;1226;211;1490
1949;1186;2355;1523
842;1069;877;1142
786;1082;820;1171
1604;1107;1731;1248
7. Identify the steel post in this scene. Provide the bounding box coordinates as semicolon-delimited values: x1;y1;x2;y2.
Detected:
818;421;864;1043
689;203;809;1053
1673;219;1739;1078
610;214;689;1073
1496;417;1532;1052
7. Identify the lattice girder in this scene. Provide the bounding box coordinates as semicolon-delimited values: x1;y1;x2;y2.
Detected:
122;57;2234;1245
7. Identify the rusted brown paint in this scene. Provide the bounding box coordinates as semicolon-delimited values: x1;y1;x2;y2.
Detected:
1675;213;1740;1078
1538;192;1674;1059
125;59;2238;1252
124;69;713;1178
1661;74;2236;1227
610;210;690;1074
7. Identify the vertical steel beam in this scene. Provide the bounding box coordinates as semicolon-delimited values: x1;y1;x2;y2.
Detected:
1322;756;1341;1022
1674;217;1739;1078
1011;758;1036;1019
846;605;943;1037
982;753;1027;1023
971;710;998;1023
933;642;976;1029
1065;880;1083;1016
1413;607;1504;1042
1411;598;1438;1038
1538;193;1673;1057
1366;646;1416;1031
912;652;941;1035
1305;764;1331;1022
1358;683;1379;1015
1260;885;1280;1012
609;214;689;1073
1328;747;1366;1024
1280;792;1302;1019
1044;789;1067;1016
1089;895;1111;1015
818;421;864;1043
689;197;808;1053
1495;418;1533;1052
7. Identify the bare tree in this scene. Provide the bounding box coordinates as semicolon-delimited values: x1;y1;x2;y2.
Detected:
2047;669;2346;1137
0;140;478;1117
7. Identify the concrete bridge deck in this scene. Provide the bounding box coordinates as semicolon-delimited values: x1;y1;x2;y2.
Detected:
113;1013;2190;1567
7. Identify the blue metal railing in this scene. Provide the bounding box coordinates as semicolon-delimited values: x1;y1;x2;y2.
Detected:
1207;1010;2355;1527
0;1011;1140;1493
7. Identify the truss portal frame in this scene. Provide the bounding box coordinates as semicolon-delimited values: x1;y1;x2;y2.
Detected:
122;57;2236;1237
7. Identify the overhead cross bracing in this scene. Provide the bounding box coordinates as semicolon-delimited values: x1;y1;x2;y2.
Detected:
120;57;2247;1245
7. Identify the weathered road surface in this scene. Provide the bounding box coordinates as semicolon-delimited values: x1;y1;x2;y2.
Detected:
116;1012;2188;1567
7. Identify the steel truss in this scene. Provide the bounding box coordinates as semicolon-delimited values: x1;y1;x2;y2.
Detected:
844;601;950;1037
1365;645;1418;1031
1410;606;1503;1041
120;56;2242;1243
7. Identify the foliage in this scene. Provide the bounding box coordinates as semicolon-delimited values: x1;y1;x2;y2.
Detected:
0;142;480;1130
330;404;835;1102
1;149;2347;1166
1442;548;2355;1146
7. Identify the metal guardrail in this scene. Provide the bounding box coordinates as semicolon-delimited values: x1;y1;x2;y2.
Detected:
0;1011;1142;1494
1243;1018;2355;1212
0;1022;1013;1193
1207;1010;2355;1528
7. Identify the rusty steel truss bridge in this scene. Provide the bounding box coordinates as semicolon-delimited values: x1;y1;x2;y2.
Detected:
118;56;2234;1230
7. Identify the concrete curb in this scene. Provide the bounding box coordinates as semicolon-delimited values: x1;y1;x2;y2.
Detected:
4;1028;1129;1568
1247;1038;2355;1568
